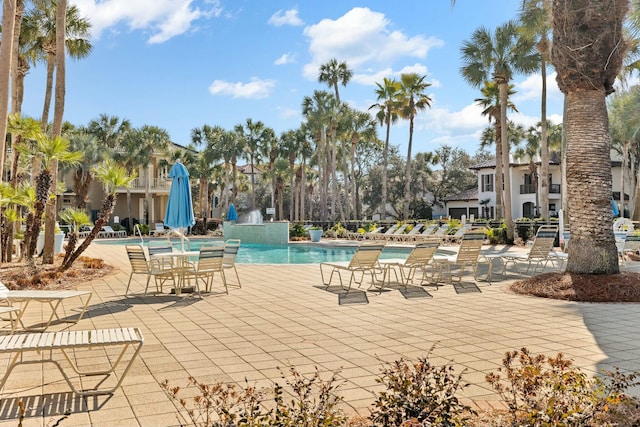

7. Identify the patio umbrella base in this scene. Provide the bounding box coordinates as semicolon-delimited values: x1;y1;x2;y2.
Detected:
170;287;195;294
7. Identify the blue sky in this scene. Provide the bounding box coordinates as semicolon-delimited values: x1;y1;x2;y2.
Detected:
21;0;564;156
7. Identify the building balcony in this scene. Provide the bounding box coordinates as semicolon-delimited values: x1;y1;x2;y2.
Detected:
519;184;536;194
550;184;561;193
117;177;171;192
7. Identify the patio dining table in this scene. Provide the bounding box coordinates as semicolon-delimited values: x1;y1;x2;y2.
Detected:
149;250;200;295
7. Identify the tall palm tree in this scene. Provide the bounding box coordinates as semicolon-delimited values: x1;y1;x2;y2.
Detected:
397;73;432;220
551;0;628;274
369;77;401;220
0;0;18;188
343;108;378;220
302;91;332;222
279;129;301;221
460;20;538;241
519;0;553;220
475;81;517;219
26;0;92;129
235;119;268;210
318;58;352;103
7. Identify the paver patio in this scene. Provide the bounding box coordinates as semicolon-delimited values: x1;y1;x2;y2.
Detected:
1;241;640;426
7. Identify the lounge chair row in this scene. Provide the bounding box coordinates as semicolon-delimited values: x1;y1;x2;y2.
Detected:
347;223;471;243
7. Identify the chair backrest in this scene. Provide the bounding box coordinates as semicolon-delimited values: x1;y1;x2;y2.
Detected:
198;245;225;271
223;239;241;265
455;230;486;263
126;245;150;273
381;224;399;236
536;225;558;239
406;241;439;265
148;241;173;256
102;226;114;232
433;224;450;236
406;223;424;235
348;243;384;269
154;223;165;231
420;224;438;235
624;234;640;252
527;227;557;260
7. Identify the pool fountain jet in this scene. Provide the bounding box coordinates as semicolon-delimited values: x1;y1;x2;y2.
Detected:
245;210;264;224
223;209;287;244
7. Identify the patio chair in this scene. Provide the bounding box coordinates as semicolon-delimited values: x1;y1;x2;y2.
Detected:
430;224;452;242
385;223;410;241
380;241;441;289
125;244;175;296
433;229;491;284
372;224;399;240
223;239;242;287
622;234;640;264
398;223;425;242
182;245;226;295
444;224;472;245
363;226;385;240
498;226;559;275
320;242;386;292
414;224;438;241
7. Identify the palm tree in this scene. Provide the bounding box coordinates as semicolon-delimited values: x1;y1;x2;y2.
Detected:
26;0;92;129
551;0;628;274
397;73;432;220
302;91;332;222
460;20;538;241
519;0;553;220
235;119;268;210
59;159;135;271
58;207;91;266
0;0;18;188
279;129;301;221
318;58;352;103
343;109;378;220
23;135;82;261
475;81;517;219
86;114;131;148
370;78;401;221
67;131;108;208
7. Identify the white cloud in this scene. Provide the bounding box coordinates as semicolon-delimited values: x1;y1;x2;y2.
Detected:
274;53;295;65
302;7;444;81
268;8;304;27
208;78;276;99
70;0;222;43
514;71;562;103
352;63;439;87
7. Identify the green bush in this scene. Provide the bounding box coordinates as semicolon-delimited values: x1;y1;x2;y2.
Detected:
289;222;308;239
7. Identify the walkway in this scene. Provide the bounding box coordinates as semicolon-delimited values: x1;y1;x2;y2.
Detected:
1;243;640;426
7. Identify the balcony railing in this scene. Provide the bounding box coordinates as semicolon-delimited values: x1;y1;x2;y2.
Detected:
550;184;561;193
519;184;536;194
118;177;171;191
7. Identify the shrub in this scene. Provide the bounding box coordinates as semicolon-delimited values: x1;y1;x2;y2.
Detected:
369;349;475;427
327;222;348;238
290;222;308;240
161;366;347;427
486;347;640;426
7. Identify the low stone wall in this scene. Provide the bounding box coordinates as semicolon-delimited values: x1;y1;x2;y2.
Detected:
223;221;289;245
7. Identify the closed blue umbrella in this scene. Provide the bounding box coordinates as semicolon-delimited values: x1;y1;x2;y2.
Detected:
164;161;195;251
612;198;620;217
227;203;238;221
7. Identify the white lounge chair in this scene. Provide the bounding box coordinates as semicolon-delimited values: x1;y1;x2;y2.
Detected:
320;242;386;291
150;223;167;237
380;241;441;289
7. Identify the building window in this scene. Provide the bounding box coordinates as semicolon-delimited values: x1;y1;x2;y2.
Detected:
482;174;493;192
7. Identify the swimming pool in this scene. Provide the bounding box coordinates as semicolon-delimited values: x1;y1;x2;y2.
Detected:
95;239;455;264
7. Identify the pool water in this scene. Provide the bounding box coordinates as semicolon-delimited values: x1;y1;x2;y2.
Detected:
97;239;455;264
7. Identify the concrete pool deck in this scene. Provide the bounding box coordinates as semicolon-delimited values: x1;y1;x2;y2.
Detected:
1;241;640;426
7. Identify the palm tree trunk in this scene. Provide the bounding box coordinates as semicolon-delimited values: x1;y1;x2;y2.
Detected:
0;0;17;187
499;81;514;242
381;118;391;220
494;120;503;220
10;0;24;114
540;58;550;219
565;89;618;274
403;116;414;220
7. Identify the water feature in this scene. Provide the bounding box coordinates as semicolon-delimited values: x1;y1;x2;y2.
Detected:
223;209;287;244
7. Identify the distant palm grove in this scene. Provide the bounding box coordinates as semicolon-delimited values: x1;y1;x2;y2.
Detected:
0;0;638;276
